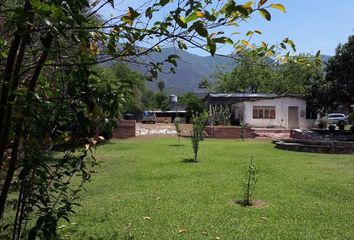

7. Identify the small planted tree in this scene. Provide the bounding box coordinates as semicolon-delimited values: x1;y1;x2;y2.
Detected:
191;112;208;162
173;117;182;146
242;155;257;206
240;121;246;141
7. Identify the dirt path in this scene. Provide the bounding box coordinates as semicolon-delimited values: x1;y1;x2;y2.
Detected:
136;123;192;136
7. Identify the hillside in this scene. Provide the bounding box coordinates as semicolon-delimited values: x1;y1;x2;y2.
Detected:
128;49;332;95
130;48;234;94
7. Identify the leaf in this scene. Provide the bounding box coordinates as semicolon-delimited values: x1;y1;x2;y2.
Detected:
154;46;161;52
195;10;205;18
186;12;198;23
234;5;250;16
242;39;250;47
207;39;217;56
258;0;268;8
175;15;187;28
315;50;321;58
246;31;253;37
128;7;140;19
259;9;271;21
254;29;262;35
186;10;205;23
179;228;188;233
193;21;208;37
159;0;170;6
270;4;286;13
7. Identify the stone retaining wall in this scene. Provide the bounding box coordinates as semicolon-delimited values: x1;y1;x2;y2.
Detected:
205;126;256;139
112;120;136;138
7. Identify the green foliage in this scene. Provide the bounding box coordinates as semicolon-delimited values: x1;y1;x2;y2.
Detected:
348;113;354;125
241;155;257;206
179;92;204;117
157;80;165;93
210;105;231;126
154;92;169;111
191;112;208;162
318;118;328;129
198;78;211;90
173;117;182;146
213;50;324;95
324;35;354;110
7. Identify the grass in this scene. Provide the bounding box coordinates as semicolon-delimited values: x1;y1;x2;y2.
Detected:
60;137;354;240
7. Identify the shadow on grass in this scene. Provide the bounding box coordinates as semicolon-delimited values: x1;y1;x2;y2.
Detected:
168;144;185;147
182;158;198;163
232;199;266;208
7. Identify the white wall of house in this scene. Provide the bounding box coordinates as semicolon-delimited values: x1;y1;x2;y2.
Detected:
239;97;315;129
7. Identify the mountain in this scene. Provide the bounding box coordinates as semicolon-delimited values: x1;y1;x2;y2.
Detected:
129;48;234;95
130;50;332;95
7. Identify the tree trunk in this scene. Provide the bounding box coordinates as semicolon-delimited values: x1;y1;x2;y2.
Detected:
0;33;53;219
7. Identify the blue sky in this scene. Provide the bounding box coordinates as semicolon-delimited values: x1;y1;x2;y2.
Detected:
100;0;354;56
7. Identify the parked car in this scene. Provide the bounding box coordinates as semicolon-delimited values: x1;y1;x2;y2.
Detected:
142;111;156;124
315;113;349;127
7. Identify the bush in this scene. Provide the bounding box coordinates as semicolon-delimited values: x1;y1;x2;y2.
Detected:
328;125;336;131
337;121;345;131
318;118;328;129
348;113;354;125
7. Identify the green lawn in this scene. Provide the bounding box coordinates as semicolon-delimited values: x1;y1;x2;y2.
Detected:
60;137;354;240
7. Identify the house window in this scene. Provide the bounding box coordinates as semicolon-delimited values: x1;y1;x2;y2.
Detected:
253;106;276;119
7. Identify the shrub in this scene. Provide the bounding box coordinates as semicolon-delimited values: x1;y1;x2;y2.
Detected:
348;113;354;125
337;121;345;131
328;125;336;131
318;118;328;129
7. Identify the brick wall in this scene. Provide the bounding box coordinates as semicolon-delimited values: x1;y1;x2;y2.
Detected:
205;126;256;139
112;120;136;139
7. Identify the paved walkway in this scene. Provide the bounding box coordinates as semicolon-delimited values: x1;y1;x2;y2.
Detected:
136;123;192;136
136;123;290;139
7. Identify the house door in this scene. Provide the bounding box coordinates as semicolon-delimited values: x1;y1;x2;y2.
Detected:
288;106;299;129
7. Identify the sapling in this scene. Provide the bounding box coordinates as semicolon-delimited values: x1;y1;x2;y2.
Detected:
242;155;257;206
240;121;246;141
191;112;208;162
173;117;182;146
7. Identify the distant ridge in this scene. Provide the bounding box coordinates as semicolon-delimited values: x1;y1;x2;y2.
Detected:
126;49;331;94
129;48;234;94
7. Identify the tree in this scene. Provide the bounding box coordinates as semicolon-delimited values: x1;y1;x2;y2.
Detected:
179;92;204;117
157;80;165;93
0;0;289;238
155;92;169;111
213;50;323;95
325;35;354;111
198;78;211;90
213;50;281;93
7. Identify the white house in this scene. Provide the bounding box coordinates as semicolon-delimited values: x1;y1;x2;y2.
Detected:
206;93;316;129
